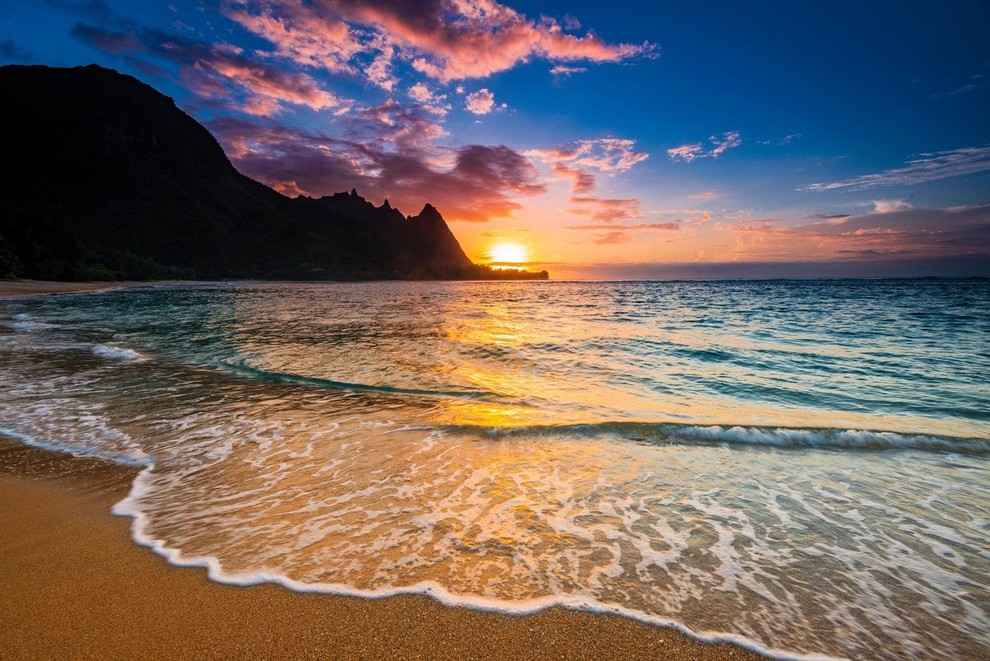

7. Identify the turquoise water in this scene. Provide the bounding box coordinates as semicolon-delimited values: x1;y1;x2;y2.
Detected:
1;280;988;659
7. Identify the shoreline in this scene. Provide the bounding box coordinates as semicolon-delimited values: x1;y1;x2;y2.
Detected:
0;280;173;299
0;437;765;660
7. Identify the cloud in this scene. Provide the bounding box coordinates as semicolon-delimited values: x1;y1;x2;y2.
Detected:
70;23;143;53
873;199;913;213
666;143;704;162
0;40;33;62
562;13;581;31
726;205;990;261
565;222;680;231
71;23;346;116
668;131;742;162
930;74;988;100
802;145;990;192
550;65;587;77
552;164;596;194
364;42;397;90
710;131;742;157
529;139;649;221
348;99;448;150
406;82;450;115
594;231;631;245
224;0;655;83
690;191;719;201
210;115;545;222
530;138;649;174
567;197;643;223
408;82;434;103
223;2;363;74
465;88;495;114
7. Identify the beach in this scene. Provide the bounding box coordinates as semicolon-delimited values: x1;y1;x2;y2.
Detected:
0;437;758;660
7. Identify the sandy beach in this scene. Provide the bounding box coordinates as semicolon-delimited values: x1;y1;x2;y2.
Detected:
0;438;762;660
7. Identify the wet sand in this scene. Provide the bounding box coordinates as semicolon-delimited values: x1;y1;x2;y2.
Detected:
0;438;763;660
0;280;202;299
0;280;137;298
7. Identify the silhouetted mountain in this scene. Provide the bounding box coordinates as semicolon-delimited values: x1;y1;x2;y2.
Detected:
0;64;548;281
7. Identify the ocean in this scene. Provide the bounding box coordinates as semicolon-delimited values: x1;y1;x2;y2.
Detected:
1;280;987;660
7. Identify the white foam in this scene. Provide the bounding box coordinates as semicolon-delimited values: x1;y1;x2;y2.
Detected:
92;344;144;361
0;426;151;466
11;318;55;331
110;467;839;661
677;425;989;454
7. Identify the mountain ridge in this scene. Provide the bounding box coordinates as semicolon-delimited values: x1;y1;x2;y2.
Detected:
0;64;548;281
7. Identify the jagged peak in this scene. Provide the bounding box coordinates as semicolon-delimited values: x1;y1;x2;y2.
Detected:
381;199;391;210
417;203;442;220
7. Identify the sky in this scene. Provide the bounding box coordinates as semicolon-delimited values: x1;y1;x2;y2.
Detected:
2;0;989;278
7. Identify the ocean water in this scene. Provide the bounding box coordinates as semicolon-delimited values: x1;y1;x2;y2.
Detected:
1;280;988;660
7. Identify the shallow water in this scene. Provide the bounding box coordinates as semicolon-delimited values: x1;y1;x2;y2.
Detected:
1;280;987;659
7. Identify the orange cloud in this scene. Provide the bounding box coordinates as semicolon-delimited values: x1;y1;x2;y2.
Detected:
594;231;631;245
568;196;643;223
552;164;596;194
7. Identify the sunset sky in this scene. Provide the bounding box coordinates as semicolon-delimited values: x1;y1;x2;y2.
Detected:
2;0;989;278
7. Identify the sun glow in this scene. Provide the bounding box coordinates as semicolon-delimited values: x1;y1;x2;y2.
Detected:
488;242;528;264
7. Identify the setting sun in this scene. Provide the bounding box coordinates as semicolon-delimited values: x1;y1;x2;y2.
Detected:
488;242;528;264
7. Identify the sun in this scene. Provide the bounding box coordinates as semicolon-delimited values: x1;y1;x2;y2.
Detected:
488;242;528;264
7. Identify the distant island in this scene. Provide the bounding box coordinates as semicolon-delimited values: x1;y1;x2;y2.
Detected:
0;64;548;282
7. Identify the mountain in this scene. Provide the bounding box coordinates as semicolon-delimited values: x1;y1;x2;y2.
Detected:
0;64;548;281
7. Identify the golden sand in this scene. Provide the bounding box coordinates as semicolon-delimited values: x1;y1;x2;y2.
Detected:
0;440;762;660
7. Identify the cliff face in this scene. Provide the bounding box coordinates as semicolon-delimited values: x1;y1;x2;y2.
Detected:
0;64;546;281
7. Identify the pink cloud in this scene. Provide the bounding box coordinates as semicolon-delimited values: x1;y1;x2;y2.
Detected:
530;139;649;220
225;0;655;83
529;138;649;199
550;64;587;77
667;143;704;162
668;131;742;162
594;231;631;245
710;130;742;157
408;82;435;103
224;3;361;73
465;88;495;114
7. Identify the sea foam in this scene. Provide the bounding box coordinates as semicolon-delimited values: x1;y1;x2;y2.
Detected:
92;344;144;361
